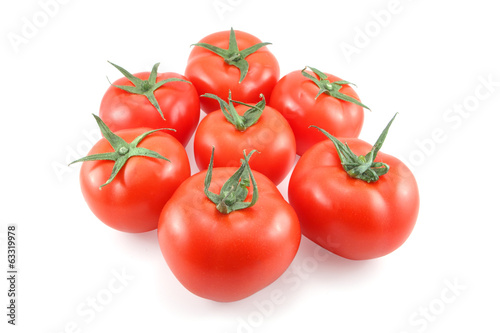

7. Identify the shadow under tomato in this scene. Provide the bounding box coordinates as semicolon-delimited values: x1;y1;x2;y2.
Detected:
296;235;378;271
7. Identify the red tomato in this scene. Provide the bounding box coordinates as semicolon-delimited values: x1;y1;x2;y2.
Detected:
288;120;419;260
158;159;301;302
193;96;296;185
185;28;279;113
100;63;200;146
269;67;366;155
76;124;190;233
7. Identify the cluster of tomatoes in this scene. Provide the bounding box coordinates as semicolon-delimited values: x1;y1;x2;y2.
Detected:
71;28;420;302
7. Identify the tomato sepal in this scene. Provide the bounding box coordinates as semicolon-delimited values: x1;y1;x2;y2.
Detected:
69;114;174;189
192;27;271;83
107;61;191;120
311;113;398;183
302;66;370;110
204;148;259;214
201;91;266;131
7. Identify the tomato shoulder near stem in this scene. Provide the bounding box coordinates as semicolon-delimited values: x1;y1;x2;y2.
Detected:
270;69;364;155
100;71;200;146
193;104;296;185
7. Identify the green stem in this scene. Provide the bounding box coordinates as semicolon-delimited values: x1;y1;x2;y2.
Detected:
204;147;259;214
107;61;191;120
69;114;173;189
192;27;271;83
310;113;398;183
301;66;370;110
201;91;266;131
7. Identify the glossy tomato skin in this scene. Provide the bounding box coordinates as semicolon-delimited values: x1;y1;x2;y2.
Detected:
193;105;296;185
158;168;301;302
99;72;200;146
288;139;419;260
185;30;279;113
269;70;364;155
79;128;190;233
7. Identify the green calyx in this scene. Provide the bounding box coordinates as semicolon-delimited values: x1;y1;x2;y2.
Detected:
69;114;173;189
311;113;398;183
107;61;190;120
202;91;266;131
301;66;370;110
192;27;271;83
204;147;259;214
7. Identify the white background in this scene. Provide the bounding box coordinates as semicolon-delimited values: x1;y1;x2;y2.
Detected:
1;0;499;332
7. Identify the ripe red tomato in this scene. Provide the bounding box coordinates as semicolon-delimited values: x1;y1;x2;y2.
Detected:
269;67;367;155
288;116;419;260
193;94;296;185
185;28;279;113
100;62;200;146
73;116;190;233
158;152;301;302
